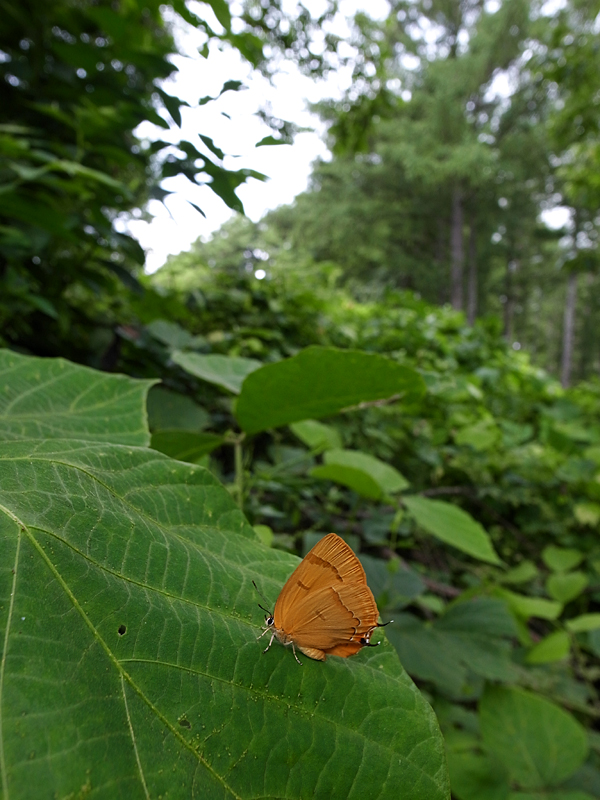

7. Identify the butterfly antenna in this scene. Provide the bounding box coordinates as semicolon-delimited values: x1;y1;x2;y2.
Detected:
252;580;273;613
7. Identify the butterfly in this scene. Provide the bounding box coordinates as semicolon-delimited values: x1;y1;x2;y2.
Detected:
255;533;389;664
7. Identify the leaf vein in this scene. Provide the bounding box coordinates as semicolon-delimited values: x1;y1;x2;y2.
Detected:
121;672;151;800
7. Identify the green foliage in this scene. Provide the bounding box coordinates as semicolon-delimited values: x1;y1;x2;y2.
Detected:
0;0;322;364
290;419;343;452
388;598;519;696
526;630;571;664
172;351;262;394
311;448;409;501
480;686;589;789
259;0;600;383
235;346;426;434
2;250;600;796
136;253;600;799
402;495;502;566
0;348;153;445
0;349;449;799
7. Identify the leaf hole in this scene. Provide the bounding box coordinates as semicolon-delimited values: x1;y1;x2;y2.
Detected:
118;624;126;636
179;717;191;729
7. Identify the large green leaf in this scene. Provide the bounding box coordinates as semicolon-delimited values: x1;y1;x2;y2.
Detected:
402;495;502;565
0;349;154;446
480;686;589;789
235;346;426;434
172;351;262;394
387;614;468;696
0;453;448;800
434;598;518;681
0;353;450;799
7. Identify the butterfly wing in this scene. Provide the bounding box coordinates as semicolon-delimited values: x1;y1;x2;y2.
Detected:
273;534;380;659
288;583;379;645
273;533;368;624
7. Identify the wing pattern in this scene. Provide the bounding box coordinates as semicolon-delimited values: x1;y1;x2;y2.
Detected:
271;533;381;661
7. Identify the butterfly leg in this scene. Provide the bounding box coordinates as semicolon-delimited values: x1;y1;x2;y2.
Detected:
261;631;277;654
290;642;303;666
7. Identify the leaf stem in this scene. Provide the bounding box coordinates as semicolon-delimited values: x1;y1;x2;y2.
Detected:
234;434;245;508
224;430;246;508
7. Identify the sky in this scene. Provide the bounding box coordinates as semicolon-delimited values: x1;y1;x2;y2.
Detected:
126;1;390;273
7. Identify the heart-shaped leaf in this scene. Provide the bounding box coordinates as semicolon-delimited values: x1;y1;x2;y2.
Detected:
542;546;583;572
546;571;589;603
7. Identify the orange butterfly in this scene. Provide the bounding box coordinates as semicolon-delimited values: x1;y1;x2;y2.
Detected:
255;533;389;664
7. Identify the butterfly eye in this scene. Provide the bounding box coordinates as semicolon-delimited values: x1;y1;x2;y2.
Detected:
265;615;274;626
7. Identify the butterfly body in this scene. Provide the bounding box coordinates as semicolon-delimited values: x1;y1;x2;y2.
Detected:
257;533;384;663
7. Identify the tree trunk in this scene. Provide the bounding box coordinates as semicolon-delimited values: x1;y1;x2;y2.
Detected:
503;259;518;341
561;270;578;388
436;218;447;305
450;185;464;311
467;220;477;325
578;272;594;380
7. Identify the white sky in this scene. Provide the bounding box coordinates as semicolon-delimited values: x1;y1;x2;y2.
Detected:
125;0;569;273
126;1;389;273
